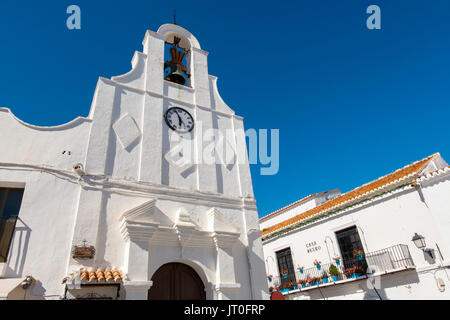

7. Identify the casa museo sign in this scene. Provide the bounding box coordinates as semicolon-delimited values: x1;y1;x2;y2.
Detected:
306;241;321;253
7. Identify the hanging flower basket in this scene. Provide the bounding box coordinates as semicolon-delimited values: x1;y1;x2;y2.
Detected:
313;260;321;271
333;257;341;266
353;249;364;261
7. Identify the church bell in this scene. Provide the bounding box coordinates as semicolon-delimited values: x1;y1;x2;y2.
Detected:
165;63;186;85
164;37;189;86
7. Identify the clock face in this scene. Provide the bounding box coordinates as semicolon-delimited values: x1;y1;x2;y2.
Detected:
164;107;194;133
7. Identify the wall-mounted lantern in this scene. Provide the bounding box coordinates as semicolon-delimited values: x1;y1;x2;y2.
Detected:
411;233;433;259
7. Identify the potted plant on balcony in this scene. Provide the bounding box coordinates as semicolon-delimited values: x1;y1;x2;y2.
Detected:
329;264;340;282
313;260;321;271
280;269;288;279
298;279;307;289
289;281;298;291
279;282;290;293
354;265;364;278
269;286;274;293
344;265;357;279
321;271;329;284
308;277;320;286
333;256;341;266
297;266;304;274
353;249;364;261
314;277;321;286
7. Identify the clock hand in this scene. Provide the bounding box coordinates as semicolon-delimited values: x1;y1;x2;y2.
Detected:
175;111;185;128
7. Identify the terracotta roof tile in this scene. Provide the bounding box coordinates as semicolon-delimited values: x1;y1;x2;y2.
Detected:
62;267;124;284
261;153;440;239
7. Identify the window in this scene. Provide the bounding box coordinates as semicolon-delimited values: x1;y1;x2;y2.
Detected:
335;226;367;271
0;188;24;263
276;247;296;284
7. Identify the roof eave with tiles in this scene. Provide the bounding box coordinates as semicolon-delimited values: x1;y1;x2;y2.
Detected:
262;153;442;241
62;267;124;285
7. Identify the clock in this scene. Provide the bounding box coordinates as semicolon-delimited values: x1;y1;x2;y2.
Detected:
164;107;195;133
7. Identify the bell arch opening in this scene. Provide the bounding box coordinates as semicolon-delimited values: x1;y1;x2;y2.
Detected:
148;262;206;300
163;34;191;87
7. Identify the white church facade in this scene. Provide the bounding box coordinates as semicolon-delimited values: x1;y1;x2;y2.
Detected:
261;153;450;300
0;24;268;300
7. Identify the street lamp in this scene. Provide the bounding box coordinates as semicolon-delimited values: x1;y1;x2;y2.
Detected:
412;233;426;250
411;233;433;259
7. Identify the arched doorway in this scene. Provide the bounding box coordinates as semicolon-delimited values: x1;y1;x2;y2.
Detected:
148;262;206;300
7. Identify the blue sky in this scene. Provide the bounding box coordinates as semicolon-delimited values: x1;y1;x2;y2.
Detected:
1;1;449;217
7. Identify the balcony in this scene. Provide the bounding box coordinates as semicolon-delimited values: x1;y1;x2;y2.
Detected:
267;244;415;295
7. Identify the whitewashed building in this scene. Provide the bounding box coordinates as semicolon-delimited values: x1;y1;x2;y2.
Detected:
0;24;268;300
261;153;450;300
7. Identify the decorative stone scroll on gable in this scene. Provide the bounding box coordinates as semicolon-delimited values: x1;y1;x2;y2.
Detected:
174;207;198;229
119;201;240;248
207;207;240;248
119;200;242;297
207;207;239;234
171;207;208;248
119;199;160;242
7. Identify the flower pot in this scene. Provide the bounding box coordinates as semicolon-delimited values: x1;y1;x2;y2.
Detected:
348;274;355;279
302;284;306;288
355;273;362;278
292;285;298;290
268;277;272;282
357;254;363;261
332;276;339;282
316;265;321;271
282;274;287;279
280;288;289;293
322;278;329;284
335;260;340;266
299;269;304;274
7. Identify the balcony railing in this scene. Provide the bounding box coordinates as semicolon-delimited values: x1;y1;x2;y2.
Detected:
267;244;415;294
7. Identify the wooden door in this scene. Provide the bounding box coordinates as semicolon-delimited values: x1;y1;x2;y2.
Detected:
148;263;206;300
276;247;296;285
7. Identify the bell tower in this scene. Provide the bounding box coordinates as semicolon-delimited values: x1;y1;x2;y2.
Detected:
67;24;268;300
